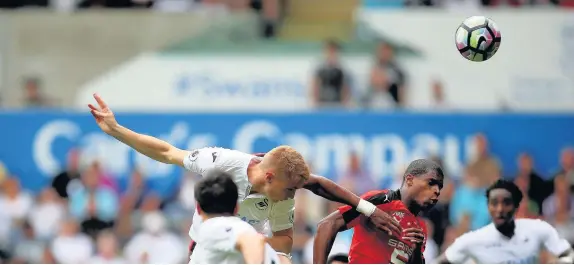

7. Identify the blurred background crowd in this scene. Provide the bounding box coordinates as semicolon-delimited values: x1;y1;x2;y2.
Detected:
0;0;573;264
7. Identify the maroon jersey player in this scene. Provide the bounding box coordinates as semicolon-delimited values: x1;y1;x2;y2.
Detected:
313;159;444;264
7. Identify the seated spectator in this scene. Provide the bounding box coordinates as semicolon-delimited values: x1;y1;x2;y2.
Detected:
88;230;127;263
515;153;552;214
543;174;574;222
0;177;34;222
466;133;501;188
337;153;376;195
51;148;81;199
28;188;66;240
124;211;186;263
51;219;94;264
514;175;540;219
69;166;118;238
449;170;490;231
11;221;46;263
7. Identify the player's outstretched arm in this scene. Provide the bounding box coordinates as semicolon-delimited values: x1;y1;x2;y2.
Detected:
236;232;266;264
313;211;349;264
304;176;401;236
88;94;187;166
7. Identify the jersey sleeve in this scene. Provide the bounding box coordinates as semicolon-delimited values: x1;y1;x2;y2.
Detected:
338;190;387;228
269;199;295;232
444;233;472;263
538;219;571;256
183;147;247;176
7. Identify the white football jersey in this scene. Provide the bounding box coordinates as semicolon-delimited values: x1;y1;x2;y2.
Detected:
189;216;281;264
183;147;295;242
444;218;571;264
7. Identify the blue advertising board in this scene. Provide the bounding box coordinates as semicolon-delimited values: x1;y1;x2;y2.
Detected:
0;111;572;196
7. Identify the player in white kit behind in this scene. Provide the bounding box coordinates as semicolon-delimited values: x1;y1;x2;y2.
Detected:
88;93;403;262
190;171;285;264
435;179;574;264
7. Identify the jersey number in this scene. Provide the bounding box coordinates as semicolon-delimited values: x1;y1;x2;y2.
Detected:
390;248;409;264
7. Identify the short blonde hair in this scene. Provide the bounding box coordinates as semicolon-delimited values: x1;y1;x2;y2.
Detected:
264;145;310;181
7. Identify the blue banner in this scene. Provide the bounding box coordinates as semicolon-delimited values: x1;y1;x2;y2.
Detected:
0;111;572;196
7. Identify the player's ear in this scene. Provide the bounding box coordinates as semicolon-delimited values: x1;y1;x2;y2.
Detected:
233;203;239;215
265;172;274;183
405;174;415;187
196;203;203;214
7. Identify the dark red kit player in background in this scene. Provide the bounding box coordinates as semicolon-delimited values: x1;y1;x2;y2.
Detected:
313;159;444;264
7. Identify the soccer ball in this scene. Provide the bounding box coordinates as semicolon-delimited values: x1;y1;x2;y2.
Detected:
455;16;501;62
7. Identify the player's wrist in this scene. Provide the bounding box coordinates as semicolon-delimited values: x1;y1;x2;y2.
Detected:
356;199;376;217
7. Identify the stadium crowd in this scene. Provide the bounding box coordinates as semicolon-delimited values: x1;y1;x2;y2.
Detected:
0;132;572;264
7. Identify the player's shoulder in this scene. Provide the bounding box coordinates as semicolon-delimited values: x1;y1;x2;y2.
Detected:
516;218;554;233
456;223;496;243
360;189;401;206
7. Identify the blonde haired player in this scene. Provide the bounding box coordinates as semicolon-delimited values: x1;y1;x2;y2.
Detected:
88;94;402;261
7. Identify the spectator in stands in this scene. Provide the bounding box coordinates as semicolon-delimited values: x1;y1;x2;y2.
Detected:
52;148;81;199
364;42;407;109
515;153;552;214
124;211;186;263
553;191;574;244
69;166;118;238
555;147;574;191
88;230;127;263
449;169;490;232
337;153;375;195
51;219;94;264
514;176;540;219
543;173;574;222
428;79;451;110
23;76;52;108
466;133;501;188
0;178;34;222
292;192;314;263
311;39;351;108
28;188;66;240
11;221;46;263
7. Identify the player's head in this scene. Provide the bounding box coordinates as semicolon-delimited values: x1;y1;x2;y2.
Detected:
401;159;444;210
486;179;523;226
194;171;239;219
259;145;310;202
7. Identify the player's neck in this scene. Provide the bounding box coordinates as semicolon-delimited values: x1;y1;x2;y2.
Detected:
247;162;266;194
398;189;421;215
495;220;516;238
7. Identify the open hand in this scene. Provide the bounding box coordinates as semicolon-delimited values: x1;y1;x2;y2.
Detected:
88;93;118;134
402;227;425;246
369;207;402;236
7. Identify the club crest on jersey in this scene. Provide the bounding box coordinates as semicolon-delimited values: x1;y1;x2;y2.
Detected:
189;150;200;161
255;199;269;210
392;211;405;223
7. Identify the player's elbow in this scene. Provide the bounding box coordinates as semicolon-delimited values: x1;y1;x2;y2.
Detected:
164;147;187;166
317;213;344;235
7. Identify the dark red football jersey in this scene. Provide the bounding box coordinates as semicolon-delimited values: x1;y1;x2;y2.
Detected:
338;189;427;264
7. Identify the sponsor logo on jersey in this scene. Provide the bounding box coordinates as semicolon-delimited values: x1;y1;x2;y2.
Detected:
255;199;269;210
189;150;200;161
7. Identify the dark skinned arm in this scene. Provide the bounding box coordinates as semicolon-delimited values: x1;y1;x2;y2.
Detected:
313;211;350;264
303;174;360;207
